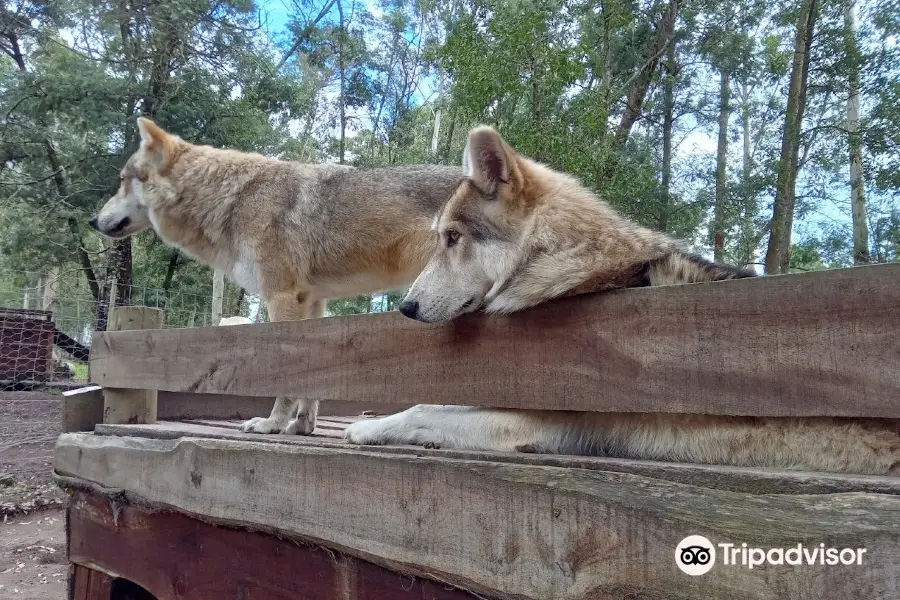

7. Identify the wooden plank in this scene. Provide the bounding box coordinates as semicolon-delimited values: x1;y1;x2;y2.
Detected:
90;264;900;417
93;420;900;495
155;392;410;420
63;386;408;433
71;565;113;600
55;432;900;600
62;386;104;432
68;489;482;600
103;306;165;425
104;278;117;332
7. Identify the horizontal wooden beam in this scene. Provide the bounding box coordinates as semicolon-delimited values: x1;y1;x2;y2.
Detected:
94;420;900;496
62;386;411;432
90;264;900;417
68;489;481;600
55;432;900;600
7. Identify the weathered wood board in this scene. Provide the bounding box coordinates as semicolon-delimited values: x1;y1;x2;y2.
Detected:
68;489;481;600
103;306;164;425
55;431;900;600
90;264;900;417
70;565;113;600
94;420;900;495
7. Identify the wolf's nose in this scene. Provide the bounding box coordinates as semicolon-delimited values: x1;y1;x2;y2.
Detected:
88;216;99;231
398;300;419;319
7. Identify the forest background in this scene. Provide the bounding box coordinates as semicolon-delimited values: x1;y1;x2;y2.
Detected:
1;0;897;330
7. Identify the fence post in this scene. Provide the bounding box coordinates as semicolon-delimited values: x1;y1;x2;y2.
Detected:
211;269;224;326
102;306;165;425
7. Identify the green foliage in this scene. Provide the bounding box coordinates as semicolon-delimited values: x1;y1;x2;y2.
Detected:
0;0;897;325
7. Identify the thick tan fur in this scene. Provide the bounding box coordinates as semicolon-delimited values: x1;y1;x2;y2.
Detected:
345;126;900;476
92;117;463;435
396;126;753;323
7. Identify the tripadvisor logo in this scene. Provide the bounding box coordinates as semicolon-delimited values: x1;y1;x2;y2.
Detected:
675;535;868;575
676;535;716;575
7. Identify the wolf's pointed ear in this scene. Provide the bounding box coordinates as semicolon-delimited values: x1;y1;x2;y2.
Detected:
137;117;168;148
463;126;517;196
136;117;176;172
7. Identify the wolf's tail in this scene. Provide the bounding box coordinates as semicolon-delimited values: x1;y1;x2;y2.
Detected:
646;251;756;286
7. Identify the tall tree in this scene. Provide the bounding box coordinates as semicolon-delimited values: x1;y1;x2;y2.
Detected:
337;0;347;164
713;69;731;262
613;0;681;150
764;0;821;274
843;0;869;264
658;43;677;233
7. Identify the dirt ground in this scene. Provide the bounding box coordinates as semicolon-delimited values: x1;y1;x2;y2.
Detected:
0;391;69;599
0;511;67;599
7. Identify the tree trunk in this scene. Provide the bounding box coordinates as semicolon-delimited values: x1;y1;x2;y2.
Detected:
613;0;680;149
107;240;133;306
739;79;757;266
440;102;458;163
67;218;101;301
0;26;27;70
211;269;224;325
529;52;542;160
369;27;400;161
844;0;869;265
337;0;347;165
764;0;819;274
658;44;676;232
162;250;179;293
713;70;731;263
43;139;101;301
41;267;58;311
431;68;444;158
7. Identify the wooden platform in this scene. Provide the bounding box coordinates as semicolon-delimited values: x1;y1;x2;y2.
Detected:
57;417;900;600
61;267;900;599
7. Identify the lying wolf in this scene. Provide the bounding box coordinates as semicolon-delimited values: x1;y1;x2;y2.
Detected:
344;126;900;476
91;118;463;436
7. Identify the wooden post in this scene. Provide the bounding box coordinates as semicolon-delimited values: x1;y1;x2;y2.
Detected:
211;269;224;326
42;267;58;310
105;277;118;332
102;306;164;425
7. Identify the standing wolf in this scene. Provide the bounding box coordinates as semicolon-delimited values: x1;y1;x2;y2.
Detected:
344;126;900;475
91;118;463;436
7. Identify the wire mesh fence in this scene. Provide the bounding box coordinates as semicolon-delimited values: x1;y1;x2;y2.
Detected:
0;269;266;391
0;266;405;391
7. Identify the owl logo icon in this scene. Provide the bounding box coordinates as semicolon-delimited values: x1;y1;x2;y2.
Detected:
676;535;716;575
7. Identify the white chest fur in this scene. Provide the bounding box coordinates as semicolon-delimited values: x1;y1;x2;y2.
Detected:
229;248;262;295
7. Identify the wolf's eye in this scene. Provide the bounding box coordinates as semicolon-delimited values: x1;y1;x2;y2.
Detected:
445;229;460;248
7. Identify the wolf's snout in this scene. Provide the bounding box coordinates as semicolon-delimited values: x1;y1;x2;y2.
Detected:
398;300;419;320
115;216;132;231
88;216;99;231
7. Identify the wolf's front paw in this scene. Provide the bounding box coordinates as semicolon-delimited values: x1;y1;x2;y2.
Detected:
344;419;392;445
240;416;288;434
283;414;316;435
